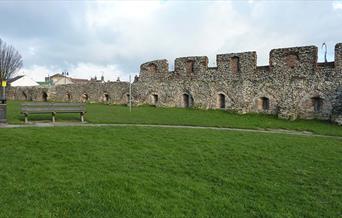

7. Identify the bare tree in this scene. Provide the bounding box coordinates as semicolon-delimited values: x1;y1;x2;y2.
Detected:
0;38;23;81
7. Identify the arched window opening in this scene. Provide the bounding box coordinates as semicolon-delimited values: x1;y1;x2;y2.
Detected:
258;97;269;111
231;56;240;75
182;93;193;108
312;97;323;112
218;94;225;109
152;94;158;105
42;92;48;102
262;97;269;110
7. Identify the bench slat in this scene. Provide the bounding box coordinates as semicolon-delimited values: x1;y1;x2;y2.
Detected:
22;107;85;111
22;111;83;114
21;103;86;113
22;103;85;107
21;102;86;123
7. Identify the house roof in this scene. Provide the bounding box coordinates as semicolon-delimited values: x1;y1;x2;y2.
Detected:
49;73;64;78
8;75;24;83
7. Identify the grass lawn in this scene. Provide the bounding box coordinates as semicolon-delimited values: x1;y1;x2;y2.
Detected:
0;126;341;217
6;101;342;136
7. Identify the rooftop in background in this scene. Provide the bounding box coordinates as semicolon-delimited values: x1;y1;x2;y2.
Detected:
45;73;90;86
8;75;39;87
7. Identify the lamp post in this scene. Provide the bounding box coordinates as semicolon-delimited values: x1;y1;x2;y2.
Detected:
0;80;7;123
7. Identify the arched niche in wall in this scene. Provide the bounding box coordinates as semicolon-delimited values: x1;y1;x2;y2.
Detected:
230;56;240;75
42;92;48;102
65;92;72;101
81;93;89;103
217;93;226;109
253;95;275;113
258;97;269;111
182;93;194;108
311;96;323;113
150;94;159;106
126;93;131;104
185;60;195;74
103;92;110;103
298;91;331;119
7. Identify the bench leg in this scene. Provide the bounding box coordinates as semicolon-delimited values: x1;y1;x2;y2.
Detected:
80;112;84;123
52;112;56;123
24;114;28;123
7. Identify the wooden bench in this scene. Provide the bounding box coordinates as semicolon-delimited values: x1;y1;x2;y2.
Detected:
21;102;86;123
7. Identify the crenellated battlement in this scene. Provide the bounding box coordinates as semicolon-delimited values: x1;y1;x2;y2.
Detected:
269;45;318;79
174;56;208;77
139;59;169;81
139;43;341;81
216;51;257;78
335;43;342;70
134;42;341;123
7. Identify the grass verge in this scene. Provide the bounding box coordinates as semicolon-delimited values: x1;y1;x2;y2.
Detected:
0;126;341;217
6;101;342;136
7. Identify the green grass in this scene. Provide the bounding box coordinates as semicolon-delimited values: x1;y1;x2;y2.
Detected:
6;101;342;136
0;126;341;217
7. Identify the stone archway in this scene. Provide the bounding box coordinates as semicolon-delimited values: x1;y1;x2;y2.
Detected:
42;92;48;102
217;93;226;109
152;94;158;106
311;96;323;113
182;93;193;108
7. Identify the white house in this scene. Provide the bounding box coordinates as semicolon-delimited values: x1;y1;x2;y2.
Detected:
45;73;89;86
8;75;39;87
54;76;74;85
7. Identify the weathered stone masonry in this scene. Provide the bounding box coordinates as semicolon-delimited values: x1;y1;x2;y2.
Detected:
7;43;342;124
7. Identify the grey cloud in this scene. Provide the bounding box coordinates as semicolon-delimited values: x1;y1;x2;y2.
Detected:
0;1;341;80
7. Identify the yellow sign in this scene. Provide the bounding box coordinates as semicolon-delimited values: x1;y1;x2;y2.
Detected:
1;81;6;87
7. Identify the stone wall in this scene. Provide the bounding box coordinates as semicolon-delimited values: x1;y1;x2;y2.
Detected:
133;43;342;123
7;81;130;105
7;43;342;124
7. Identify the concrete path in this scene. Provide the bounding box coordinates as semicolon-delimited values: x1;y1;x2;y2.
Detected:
0;122;341;140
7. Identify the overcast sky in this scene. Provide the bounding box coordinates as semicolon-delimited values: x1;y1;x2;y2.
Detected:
1;0;341;81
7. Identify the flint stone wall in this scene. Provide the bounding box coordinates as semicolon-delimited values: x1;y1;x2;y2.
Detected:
7;43;342;124
7;81;130;105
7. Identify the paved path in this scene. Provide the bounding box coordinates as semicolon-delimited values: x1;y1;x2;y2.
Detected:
0;122;341;140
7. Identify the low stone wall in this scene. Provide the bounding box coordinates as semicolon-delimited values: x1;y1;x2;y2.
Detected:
7;81;130;105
